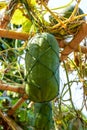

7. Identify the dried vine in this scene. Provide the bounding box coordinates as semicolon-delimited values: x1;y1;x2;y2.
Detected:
0;110;23;130
0;0;18;28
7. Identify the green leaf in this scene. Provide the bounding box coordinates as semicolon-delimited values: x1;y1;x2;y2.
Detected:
22;19;32;33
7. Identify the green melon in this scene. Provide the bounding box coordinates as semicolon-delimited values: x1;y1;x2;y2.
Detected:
34;102;53;130
63;5;85;20
68;118;83;130
25;32;60;102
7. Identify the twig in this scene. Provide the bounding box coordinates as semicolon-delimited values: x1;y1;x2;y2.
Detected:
0;110;23;130
42;1;66;28
8;94;28;115
69;0;81;20
0;82;29;115
0;0;18;28
63;61;76;111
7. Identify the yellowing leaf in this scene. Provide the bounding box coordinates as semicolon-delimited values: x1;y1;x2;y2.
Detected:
0;1;8;10
11;9;27;25
56;120;62;125
27;0;36;6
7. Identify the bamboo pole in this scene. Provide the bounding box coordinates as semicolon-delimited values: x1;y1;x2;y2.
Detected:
0;82;25;94
60;23;87;61
0;28;87;55
0;29;29;40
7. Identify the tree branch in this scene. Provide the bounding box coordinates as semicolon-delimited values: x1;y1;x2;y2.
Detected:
8;94;28;115
0;0;18;28
0;25;87;59
0;29;29;40
0;82;25;94
60;23;87;61
0;82;29;115
58;39;87;54
0;110;23;130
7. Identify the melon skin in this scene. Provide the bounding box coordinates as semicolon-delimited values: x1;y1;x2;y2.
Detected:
34;102;53;130
25;32;60;102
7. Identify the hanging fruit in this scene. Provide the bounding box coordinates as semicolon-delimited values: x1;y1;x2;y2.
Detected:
25;32;60;102
34;102;53;130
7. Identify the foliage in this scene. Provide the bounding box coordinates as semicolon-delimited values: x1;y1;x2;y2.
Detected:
52;103;87;130
0;0;87;130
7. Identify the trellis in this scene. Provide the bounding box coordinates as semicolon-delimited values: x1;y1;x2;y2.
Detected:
0;0;87;129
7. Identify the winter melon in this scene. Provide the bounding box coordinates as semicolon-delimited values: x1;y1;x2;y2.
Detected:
63;5;85;20
25;32;60;102
34;102;53;130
